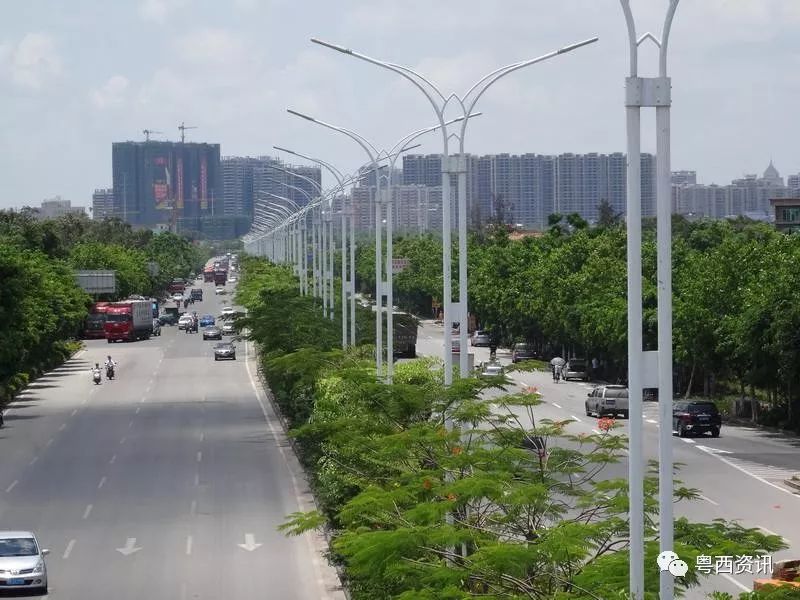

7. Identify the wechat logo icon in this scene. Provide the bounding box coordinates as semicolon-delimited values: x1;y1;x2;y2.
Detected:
657;550;689;577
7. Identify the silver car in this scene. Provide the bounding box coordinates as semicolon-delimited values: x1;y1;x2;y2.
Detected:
221;322;236;336
0;531;49;594
213;342;236;361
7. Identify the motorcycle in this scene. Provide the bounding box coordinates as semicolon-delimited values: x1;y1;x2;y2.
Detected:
92;369;102;385
106;364;115;380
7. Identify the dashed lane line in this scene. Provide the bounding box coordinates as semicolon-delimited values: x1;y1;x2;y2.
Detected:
97;476;107;489
5;480;18;493
185;536;193;556
699;494;719;506
552;403;563;409
721;573;750;593
82;504;93;520
59;423;66;432
570;415;583;423
63;539;76;560
71;409;78;417
119;436;126;445
190;500;197;516
109;454;116;464
196;451;202;463
29;456;38;466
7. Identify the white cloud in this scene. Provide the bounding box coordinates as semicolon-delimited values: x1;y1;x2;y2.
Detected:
1;33;62;90
174;28;247;66
139;0;189;25
89;75;130;109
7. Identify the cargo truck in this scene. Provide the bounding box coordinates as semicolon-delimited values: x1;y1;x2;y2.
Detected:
214;269;227;286
83;302;111;339
168;278;187;294
104;300;153;342
203;267;215;283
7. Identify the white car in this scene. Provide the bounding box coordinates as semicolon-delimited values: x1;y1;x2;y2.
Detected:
172;293;184;302
215;287;225;295
221;306;235;316
178;314;194;330
0;531;49;594
228;277;237;283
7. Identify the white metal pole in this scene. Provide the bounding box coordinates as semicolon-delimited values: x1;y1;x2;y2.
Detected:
341;199;348;347
442;156;453;386
350;200;356;344
375;176;383;378
321;208;329;316
328;210;335;320
457;160;469;377
386;181;394;382
312;211;319;298
625;92;644;600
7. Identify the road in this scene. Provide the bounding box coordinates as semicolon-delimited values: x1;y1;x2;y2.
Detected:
415;320;800;598
0;279;344;600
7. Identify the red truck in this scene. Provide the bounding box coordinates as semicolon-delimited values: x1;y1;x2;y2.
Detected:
203;266;215;283
168;278;187;294
214;269;227;286
104;300;153;343
83;302;111;339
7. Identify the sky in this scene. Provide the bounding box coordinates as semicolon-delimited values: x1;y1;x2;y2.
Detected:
0;0;798;210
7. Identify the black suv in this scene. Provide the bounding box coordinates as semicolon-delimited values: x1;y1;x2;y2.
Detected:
672;400;721;438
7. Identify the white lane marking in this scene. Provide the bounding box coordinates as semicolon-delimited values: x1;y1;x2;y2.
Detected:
190;500;197;516
199;432;205;442
140;396;146;403
645;419;657;424
680;438;695;444
5;480;18;493
82;504;93;519
553;403;563;409
699;494;719;506
196;451;202;463
180;582;187;600
592;429;601;435
59;423;67;431
45;438;54;448
135;406;141;414
63;539;76;559
237;533;262;552
128;420;134;429
721;572;750;592
705;452;800;499
82;398;88;405
570;415;583;423
696;445;732;455
109;454;117;464
185;536;193;555
97;476;107;489
71;409;78;417
29;456;38;466
116;538;141;556
194;473;200;487
119;436;126;445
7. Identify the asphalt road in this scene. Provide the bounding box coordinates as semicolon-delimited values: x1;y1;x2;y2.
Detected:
0;280;344;600
414;320;800;598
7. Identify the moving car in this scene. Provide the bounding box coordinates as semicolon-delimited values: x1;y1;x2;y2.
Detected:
451;338;460;354
0;531;49;594
199;314;215;327
151;318;161;336
563;359;589;381
213;342;236;360
511;343;537;363
177;314;194;330
585;385;629;419
221;306;235;316
228;276;237;283
203;326;222;340
479;362;504;378
221;322;236;336
673;400;721;438
215;287;225;295
172;293;184;302
471;330;491;347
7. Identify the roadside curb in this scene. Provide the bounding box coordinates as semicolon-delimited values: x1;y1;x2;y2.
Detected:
723;415;800;437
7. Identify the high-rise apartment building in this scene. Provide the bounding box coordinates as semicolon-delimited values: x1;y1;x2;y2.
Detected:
671;171;697;186
112;140;222;229
32;197;86;220
91;189;115;220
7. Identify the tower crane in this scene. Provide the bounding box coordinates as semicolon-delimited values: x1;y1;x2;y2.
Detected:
142;129;163;142
178;122;197;143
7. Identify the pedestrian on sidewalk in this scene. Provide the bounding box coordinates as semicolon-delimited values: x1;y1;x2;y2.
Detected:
591;357;599;380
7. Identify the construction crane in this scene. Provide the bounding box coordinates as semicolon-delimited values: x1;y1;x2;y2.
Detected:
178;122;197;143
142;129;163;142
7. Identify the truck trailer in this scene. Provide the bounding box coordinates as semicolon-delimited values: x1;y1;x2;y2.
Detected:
214;269;227;286
104;300;153;343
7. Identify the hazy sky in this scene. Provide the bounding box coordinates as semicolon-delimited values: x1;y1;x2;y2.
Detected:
1;0;798;209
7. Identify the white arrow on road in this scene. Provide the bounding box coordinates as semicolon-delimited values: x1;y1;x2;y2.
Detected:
237;533;262;552
116;538;142;556
696;445;732;455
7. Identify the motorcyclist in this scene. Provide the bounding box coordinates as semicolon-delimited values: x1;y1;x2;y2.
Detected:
104;356;117;378
92;363;102;384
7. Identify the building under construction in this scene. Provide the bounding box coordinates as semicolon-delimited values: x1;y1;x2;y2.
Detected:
111;139;222;231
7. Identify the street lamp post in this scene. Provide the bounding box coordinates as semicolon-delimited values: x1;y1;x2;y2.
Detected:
619;1;680;599
311;35;598;385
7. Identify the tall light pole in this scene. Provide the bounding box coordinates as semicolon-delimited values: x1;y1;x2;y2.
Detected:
311;35;598;385
620;1;679;599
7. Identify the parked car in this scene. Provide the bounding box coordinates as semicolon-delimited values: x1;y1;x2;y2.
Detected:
177;314;194;330
199;314;215;327
585;385;629;418
221;322;236;336
511;343;537;363
673;400;721;438
213;342;236;360
203;326;222;341
0;531;49;594
151;318;161;336
563;359;589;381
471;330;491;347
